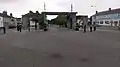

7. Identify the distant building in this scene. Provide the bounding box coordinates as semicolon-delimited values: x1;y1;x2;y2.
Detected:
76;15;88;25
0;16;4;28
22;11;41;29
15;18;21;24
92;8;120;26
0;11;16;29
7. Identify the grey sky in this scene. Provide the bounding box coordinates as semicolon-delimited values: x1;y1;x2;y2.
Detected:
0;0;120;19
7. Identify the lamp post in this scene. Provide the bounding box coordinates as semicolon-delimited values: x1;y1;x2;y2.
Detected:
91;5;97;24
71;4;73;12
91;5;97;12
43;2;47;25
28;18;32;32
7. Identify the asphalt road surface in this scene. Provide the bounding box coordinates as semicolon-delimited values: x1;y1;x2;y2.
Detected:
0;27;120;67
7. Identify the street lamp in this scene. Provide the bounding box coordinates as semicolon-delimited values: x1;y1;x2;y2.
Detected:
71;4;73;12
43;2;47;24
91;5;97;24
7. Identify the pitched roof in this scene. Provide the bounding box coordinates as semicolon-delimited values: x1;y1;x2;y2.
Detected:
76;15;88;19
0;13;12;18
22;12;41;17
94;8;120;16
0;13;4;17
15;18;21;21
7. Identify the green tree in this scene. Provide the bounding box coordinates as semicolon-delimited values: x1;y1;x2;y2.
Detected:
38;14;47;29
54;15;67;26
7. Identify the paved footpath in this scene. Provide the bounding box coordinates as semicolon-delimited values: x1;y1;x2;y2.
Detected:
0;27;120;67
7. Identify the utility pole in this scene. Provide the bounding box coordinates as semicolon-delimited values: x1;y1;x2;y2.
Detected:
91;5;96;13
44;2;46;11
91;5;97;24
71;4;73;12
69;4;73;29
43;2;47;25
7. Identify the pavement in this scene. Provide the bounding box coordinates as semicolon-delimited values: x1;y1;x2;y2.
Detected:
97;26;120;31
0;26;120;67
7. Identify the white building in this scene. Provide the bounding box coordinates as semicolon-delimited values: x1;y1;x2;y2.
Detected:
76;15;88;25
92;8;120;27
0;11;16;29
0;16;4;28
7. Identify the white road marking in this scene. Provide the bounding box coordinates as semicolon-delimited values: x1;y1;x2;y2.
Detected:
52;34;56;35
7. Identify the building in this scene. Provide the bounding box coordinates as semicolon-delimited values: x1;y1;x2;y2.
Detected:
92;8;120;27
0;11;16;29
76;15;88;25
22;11;41;29
15;18;21;24
0;16;4;28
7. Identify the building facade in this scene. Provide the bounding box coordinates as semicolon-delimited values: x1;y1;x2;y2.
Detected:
0;16;4;28
0;11;16;29
15;18;22;24
22;11;41;29
76;15;88;25
92;8;120;27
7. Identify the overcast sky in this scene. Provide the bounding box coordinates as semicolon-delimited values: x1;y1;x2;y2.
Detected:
0;0;120;19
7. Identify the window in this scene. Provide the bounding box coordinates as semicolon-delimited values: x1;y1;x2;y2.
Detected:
96;21;99;24
105;21;109;24
100;21;103;24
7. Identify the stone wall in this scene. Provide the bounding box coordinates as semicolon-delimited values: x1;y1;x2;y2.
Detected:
22;16;29;29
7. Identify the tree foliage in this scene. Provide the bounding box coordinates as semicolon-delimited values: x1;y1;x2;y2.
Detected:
38;14;47;28
54;15;67;25
39;15;44;25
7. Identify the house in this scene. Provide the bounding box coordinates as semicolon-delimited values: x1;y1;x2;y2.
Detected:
0;16;4;28
0;11;16;29
76;15;88;25
92;8;120;27
22;11;41;29
15;18;21;23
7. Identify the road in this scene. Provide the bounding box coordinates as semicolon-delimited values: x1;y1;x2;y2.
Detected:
0;27;120;67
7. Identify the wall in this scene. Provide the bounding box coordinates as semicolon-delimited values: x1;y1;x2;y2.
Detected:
14;19;21;25
22;16;29;29
30;21;35;26
76;16;88;25
71;14;76;29
92;13;120;26
9;18;17;27
0;16;3;27
96;13;120;20
3;17;11;29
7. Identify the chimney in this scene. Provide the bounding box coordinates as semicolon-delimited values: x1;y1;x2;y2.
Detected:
109;8;111;11
29;11;33;13
36;11;39;14
96;11;98;14
3;11;7;15
10;13;13;17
